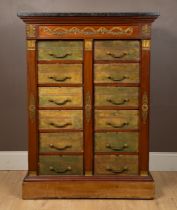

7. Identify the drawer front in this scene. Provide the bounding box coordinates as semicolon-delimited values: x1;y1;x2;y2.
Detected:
38;41;83;60
94;64;139;83
94;41;140;60
39;110;83;129
39;87;83;107
39;155;83;175
95;132;138;152
95;110;139;130
40;133;83;152
38;64;82;84
95;87;139;107
94;155;138;175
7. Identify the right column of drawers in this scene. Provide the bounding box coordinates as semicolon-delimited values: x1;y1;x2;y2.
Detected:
94;40;140;176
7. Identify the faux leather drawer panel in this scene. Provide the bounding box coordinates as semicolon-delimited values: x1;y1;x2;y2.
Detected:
40;133;83;152
38;41;83;60
95;110;139;130
38;64;82;84
39;87;83;107
39;155;83;175
95;132;138;152
39;110;83;129
94;155;138;175
94;64;139;83
95;87;139;107
94;40;140;61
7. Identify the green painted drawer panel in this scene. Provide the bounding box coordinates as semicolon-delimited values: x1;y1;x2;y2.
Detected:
39;155;83;175
94;155;138;175
95;132;138;152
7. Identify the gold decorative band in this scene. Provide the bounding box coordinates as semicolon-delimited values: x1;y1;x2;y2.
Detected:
27;40;36;50
142;40;151;50
26;24;36;38
85;39;92;50
142;24;151;37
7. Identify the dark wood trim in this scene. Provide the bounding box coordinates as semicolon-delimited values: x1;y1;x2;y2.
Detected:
39;129;83;133
27;40;38;172
39;152;83;155
38;83;83;87
95;106;139;110
83;39;94;175
139;40;150;175
38;60;83;64
38;107;83;110
95;152;138;155
95;129;139;133
94;83;140;87
94;60;140;64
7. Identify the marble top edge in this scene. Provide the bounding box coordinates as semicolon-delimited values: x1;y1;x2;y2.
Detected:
17;12;159;17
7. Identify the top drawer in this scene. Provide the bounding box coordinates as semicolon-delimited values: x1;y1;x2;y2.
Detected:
94;40;140;61
38;41;83;60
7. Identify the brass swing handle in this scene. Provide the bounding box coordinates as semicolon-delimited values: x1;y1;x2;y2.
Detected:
48;76;71;82
106;166;128;174
107;76;128;82
49;144;72;151
106;51;128;58
106;143;128;151
106;122;129;128
107;98;129;105
49;122;72;128
48;52;72;59
49;166;72;174
48;99;71;106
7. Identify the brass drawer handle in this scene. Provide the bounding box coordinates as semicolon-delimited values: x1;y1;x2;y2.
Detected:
106;122;129;128
107;98;129;105
106;166;128;174
49;122;72;128
49;144;72;151
49;166;72;174
106;143;128;151
48;99;71;106
107;76;128;82
106;51;127;58
48;76;71;82
48;52;72;59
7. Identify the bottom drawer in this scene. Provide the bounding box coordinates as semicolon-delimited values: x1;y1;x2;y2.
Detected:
39;155;83;175
94;155;138;175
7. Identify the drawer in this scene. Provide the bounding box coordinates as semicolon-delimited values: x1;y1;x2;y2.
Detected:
95;132;138;152
39;110;83;129
95;87;139;107
95;110;139;130
94;40;140;60
39;87;83;107
94;155;138;175
40;133;83;152
94;64;139;83
39;155;83;175
38;64;82;84
38;41;83;60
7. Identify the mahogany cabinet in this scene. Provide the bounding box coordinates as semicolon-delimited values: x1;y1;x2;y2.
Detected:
18;12;159;199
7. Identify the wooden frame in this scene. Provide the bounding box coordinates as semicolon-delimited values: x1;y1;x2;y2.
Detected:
18;13;159;199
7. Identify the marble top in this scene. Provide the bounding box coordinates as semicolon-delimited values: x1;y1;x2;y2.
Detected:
17;12;159;17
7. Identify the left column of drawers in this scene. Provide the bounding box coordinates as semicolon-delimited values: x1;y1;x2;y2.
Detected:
37;40;84;175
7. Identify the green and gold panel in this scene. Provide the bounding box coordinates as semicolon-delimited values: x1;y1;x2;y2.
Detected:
40;133;83;152
39;87;83;107
94;40;140;60
38;41;83;60
39;155;83;175
94;155;138;175
95;110;139;130
38;64;82;84
95;132;138;152
95;87;139;107
39;110;83;129
94;64;139;83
